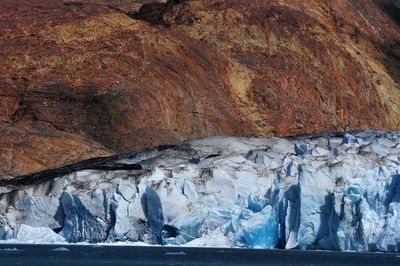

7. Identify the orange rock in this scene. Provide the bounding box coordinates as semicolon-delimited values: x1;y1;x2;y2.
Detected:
0;0;399;177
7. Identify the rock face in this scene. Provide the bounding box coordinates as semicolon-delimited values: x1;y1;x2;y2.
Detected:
1;0;400;177
0;131;400;251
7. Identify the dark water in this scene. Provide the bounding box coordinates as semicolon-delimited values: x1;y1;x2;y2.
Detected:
0;244;399;266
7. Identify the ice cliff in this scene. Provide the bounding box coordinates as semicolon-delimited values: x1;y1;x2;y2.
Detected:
0;131;400;252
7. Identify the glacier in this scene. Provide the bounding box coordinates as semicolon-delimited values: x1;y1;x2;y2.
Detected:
0;131;400;252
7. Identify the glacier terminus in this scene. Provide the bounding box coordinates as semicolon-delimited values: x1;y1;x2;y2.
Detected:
0;131;400;252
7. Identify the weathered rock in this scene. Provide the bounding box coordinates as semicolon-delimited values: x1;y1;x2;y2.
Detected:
0;0;400;177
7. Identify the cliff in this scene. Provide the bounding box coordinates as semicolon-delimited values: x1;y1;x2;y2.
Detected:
1;0;400;177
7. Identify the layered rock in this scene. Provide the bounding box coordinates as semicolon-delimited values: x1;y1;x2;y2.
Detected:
0;131;400;251
1;0;400;177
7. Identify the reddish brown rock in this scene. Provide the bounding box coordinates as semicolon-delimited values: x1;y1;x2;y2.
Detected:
0;0;400;178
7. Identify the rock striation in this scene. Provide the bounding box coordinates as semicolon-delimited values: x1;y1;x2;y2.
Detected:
0;131;400;252
1;0;400;177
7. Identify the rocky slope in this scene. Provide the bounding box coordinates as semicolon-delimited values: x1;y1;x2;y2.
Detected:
0;131;400;252
1;0;400;177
